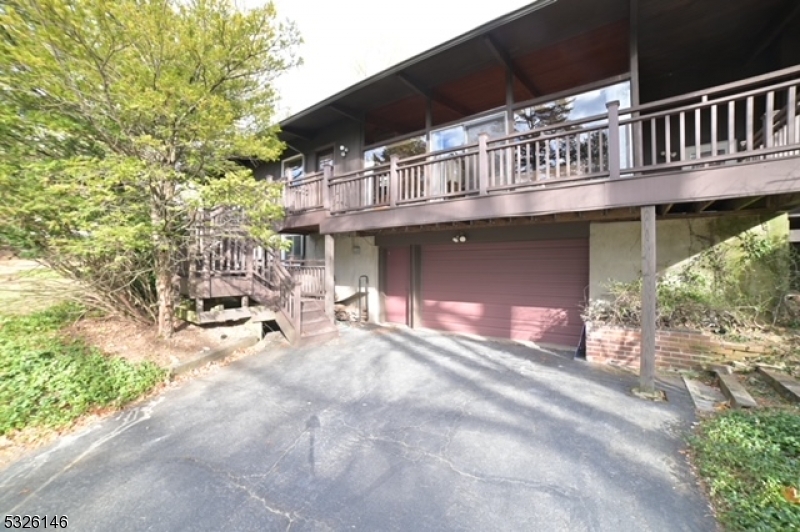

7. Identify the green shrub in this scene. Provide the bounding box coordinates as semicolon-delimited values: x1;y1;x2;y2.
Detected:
690;410;800;531
0;303;165;435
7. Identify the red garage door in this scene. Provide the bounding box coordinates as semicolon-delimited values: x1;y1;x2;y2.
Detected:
385;247;410;325
421;240;588;347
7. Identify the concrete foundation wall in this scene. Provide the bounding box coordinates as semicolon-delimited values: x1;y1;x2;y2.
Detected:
334;234;380;322
589;214;789;300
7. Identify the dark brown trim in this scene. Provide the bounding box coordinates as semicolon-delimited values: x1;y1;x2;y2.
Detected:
483;34;541;97
375;222;589;248
320;158;800;234
746;0;800;66
396;73;474;117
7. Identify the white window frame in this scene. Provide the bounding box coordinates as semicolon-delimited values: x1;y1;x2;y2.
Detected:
281;154;305;182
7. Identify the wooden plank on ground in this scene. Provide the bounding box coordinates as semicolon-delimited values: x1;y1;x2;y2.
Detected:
715;371;758;409
757;366;800;404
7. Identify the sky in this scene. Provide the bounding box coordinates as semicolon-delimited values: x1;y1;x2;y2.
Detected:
241;0;535;120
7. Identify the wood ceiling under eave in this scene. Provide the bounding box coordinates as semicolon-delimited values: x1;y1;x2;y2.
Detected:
637;0;792;101
364;19;630;143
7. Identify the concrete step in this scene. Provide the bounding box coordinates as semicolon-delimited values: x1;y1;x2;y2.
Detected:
297;327;339;348
683;376;727;413
302;309;327;324
714;370;758;409
757;366;800;404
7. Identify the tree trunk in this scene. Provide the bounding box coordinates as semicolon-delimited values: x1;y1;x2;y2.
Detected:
155;250;175;338
151;181;177;339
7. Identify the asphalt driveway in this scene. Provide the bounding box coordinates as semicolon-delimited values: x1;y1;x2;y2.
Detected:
0;326;716;531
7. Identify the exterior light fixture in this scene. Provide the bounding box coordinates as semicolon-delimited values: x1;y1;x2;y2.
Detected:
339;145;349;157
452;233;467;243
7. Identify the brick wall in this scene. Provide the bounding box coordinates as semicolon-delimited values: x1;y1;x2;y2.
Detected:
585;324;770;371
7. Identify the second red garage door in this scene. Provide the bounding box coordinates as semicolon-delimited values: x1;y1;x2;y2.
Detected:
421;239;589;347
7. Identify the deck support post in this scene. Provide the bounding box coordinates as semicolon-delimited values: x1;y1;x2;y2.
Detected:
640;205;657;393
389;155;399;207
324;234;335;321
478;133;489;195
322;165;332;211
607;101;621;179
244;240;253;292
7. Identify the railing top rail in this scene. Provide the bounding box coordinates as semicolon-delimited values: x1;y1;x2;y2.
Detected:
287;171;324;186
621;77;800;126
329;165;391;184
626;64;800;115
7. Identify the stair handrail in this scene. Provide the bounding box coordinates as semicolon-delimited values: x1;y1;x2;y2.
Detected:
261;247;302;334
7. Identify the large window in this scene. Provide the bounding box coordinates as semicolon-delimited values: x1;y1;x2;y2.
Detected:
430;112;507;151
514;81;632;176
364;136;427;168
281;154;304;182
282;234;304;261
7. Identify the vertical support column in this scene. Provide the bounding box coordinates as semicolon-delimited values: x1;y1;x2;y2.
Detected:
478;133;489;195
322;165;332;211
389;155;399;207
630;0;642;168
244;240;253;285
640;205;657;393
505;67;515;186
324;234;335;321
607;101;621;179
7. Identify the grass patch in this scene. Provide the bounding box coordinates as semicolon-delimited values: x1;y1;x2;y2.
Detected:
690;409;800;531
0;303;165;436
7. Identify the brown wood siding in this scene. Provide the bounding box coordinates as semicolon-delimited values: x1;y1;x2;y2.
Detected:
421;239;588;347
385;246;410;325
513;19;629;96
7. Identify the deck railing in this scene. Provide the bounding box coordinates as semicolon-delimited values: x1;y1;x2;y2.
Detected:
285;171;324;214
283;259;325;298
283;66;800;217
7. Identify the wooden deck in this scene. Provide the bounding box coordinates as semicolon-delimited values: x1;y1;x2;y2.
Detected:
176;214;336;345
282;66;800;234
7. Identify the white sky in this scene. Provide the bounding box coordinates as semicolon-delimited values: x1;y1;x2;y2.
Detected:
241;0;534;120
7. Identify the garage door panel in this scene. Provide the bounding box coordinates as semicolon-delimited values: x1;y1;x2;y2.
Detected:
386;247;410;325
421;239;588;346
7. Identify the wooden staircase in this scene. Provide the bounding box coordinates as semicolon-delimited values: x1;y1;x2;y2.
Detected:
177;208;338;347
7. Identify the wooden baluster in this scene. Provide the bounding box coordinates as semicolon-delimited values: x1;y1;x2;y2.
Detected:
650;118;657;166
765;91;775;148
711;104;718;158
598;132;605;173
606;100;621;178
679;112;686;161
789;85;797;146
665;116;672;163
322;166;331;211
478;133;488;195
728;101;737;154
746;96;754;151
390;156;399;207
555;139;561;179
695;103;702;161
586;134;592;174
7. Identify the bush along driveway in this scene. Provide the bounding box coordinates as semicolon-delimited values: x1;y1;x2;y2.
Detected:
690;409;800;531
0;304;165;438
1;326;716;531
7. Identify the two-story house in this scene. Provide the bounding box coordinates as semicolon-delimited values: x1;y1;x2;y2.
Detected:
213;0;800;356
